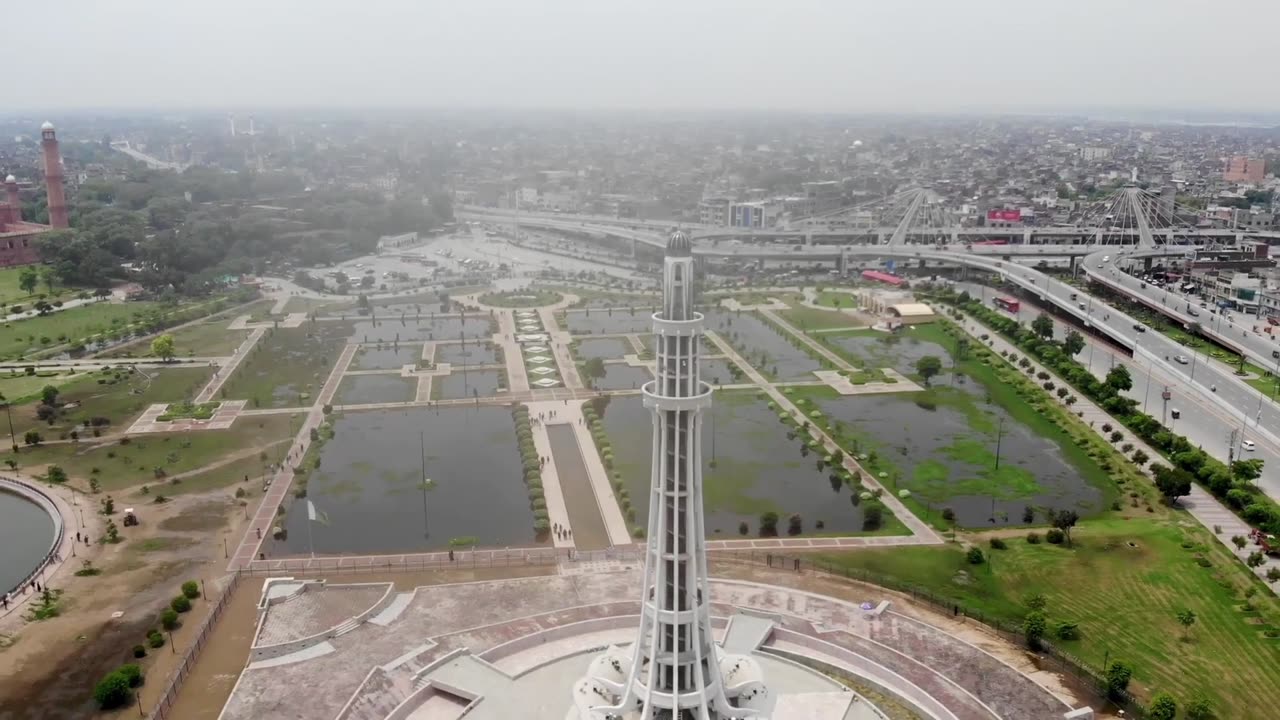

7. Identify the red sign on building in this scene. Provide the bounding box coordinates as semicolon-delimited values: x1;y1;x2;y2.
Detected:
986;209;1022;223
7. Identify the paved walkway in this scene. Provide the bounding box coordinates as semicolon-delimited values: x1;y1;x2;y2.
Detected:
0;476;102;625
228;343;358;571
706;330;942;545
494;311;529;393
953;307;1280;583
539;307;584;390
197;327;266;403
524;402;575;550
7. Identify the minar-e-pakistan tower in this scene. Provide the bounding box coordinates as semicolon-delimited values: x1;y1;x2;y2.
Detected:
572;231;772;719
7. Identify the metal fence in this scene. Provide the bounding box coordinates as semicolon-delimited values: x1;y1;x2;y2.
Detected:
147;571;244;720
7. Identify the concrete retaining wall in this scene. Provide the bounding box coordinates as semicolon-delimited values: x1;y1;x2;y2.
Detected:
251;582;396;661
0;476;65;597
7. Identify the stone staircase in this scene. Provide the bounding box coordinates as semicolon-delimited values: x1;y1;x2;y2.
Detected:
336;667;412;720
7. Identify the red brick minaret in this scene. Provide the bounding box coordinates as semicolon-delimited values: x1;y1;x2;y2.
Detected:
3;174;20;226
40;121;69;229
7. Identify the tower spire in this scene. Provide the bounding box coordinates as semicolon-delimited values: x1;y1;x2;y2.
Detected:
573;230;771;720
40;122;68;229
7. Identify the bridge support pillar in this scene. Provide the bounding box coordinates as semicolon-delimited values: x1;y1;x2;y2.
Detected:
951;229;959;244
877;232;886;245
1024;228;1033;245
837;249;848;276
1095;229;1103;245
1143;257;1153;272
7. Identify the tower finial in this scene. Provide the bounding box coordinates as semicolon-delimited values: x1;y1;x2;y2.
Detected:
667;229;692;256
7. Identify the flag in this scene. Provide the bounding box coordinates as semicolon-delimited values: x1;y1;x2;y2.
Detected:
306;499;329;526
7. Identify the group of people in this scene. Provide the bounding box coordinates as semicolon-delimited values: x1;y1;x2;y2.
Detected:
553;522;573;541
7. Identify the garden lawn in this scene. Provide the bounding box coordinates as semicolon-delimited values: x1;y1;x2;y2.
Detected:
816;516;1280;720
219;322;352;408
779;305;863;332
0;301;165;359
156;443;291;498
0;369;87;404
812;290;860;309
16;412;301;493
0;267;80;306
9;366;213;440
105;321;249;358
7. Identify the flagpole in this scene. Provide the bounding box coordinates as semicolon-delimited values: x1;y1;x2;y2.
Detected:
427;427;437;535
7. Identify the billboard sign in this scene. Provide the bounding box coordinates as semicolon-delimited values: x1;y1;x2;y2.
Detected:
986;209;1022;223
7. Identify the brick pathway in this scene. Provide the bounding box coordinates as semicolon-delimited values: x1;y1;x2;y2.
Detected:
228;343;358;570
197;326;267;403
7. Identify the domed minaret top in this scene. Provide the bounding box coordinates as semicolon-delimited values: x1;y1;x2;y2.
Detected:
666;229;692;257
40;121;54;131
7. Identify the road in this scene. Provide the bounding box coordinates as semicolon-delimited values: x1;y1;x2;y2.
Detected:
963;282;1280;498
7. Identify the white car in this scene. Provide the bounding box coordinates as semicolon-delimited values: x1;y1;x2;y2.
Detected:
1243;439;1256;451
1174;355;1189;365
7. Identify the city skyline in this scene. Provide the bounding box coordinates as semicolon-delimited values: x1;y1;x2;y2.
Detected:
9;0;1280;115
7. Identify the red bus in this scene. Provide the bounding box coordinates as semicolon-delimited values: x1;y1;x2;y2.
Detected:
993;296;1020;313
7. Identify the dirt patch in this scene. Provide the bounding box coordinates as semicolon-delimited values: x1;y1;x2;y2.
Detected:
159;500;236;533
0;491;248;719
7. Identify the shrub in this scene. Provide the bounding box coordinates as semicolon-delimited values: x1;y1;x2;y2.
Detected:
171;595;192;613
1147;692;1177;720
93;672;132;709
181;581;200;599
1023;610;1047;649
1105;660;1132;699
1026;532;1041;544
966;547;985;565
1053;621;1080;640
117;663;143;688
1045;528;1065;544
1184;693;1213;720
988;537;1007;550
147;631;165;648
132;645;146;659
161;608;179;630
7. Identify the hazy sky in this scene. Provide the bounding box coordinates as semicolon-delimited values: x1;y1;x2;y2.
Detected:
13;0;1278;113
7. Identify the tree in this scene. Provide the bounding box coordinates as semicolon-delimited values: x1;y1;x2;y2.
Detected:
1023;610;1047;649
915;355;943;386
1232;534;1248;550
1051;509;1079;546
1231;458;1264;484
1147;693;1177;720
39;266;57;295
39;385;59;407
44;465;67;484
1247;551;1266;568
1062;329;1085;356
1175;608;1196;639
1031;313;1054;340
1151;464;1193;504
151;333;176;362
862;502;884;530
1105;365;1132;392
582;357;607;383
18;266;37;296
23;429;41;446
787;513;803;536
759;511;779;536
1267;566;1280;583
1105;660;1133;699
